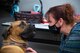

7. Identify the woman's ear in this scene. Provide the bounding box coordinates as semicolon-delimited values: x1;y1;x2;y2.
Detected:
57;18;64;27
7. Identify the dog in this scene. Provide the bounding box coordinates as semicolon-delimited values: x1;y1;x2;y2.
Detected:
1;20;35;53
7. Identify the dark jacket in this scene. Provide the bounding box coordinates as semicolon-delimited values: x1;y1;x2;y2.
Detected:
59;22;80;53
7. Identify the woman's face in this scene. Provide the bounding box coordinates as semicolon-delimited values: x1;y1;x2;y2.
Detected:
48;14;71;35
48;14;65;34
48;14;57;26
48;14;61;34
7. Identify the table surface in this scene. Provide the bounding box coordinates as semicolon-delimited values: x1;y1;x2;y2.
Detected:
2;22;49;29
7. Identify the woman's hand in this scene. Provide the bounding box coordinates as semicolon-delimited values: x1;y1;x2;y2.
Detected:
26;47;37;53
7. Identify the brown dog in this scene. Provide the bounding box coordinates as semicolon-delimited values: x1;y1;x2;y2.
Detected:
1;20;35;53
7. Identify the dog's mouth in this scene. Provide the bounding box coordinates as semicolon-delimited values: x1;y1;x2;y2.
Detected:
20;24;36;41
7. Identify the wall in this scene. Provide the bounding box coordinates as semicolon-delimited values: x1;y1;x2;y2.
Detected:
19;0;40;11
19;0;80;15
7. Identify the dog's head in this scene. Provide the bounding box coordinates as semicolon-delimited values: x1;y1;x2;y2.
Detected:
2;20;35;41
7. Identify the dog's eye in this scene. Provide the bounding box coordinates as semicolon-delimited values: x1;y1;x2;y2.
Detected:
18;21;26;29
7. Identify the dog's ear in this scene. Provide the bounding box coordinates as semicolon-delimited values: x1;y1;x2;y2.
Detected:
2;26;12;40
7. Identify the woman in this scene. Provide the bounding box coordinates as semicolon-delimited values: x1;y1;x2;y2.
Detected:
45;4;80;53
25;4;80;53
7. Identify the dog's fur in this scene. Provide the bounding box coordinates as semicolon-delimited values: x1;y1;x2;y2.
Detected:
0;45;25;53
1;20;30;53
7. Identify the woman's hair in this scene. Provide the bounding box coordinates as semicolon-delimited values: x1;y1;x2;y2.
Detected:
46;4;75;25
